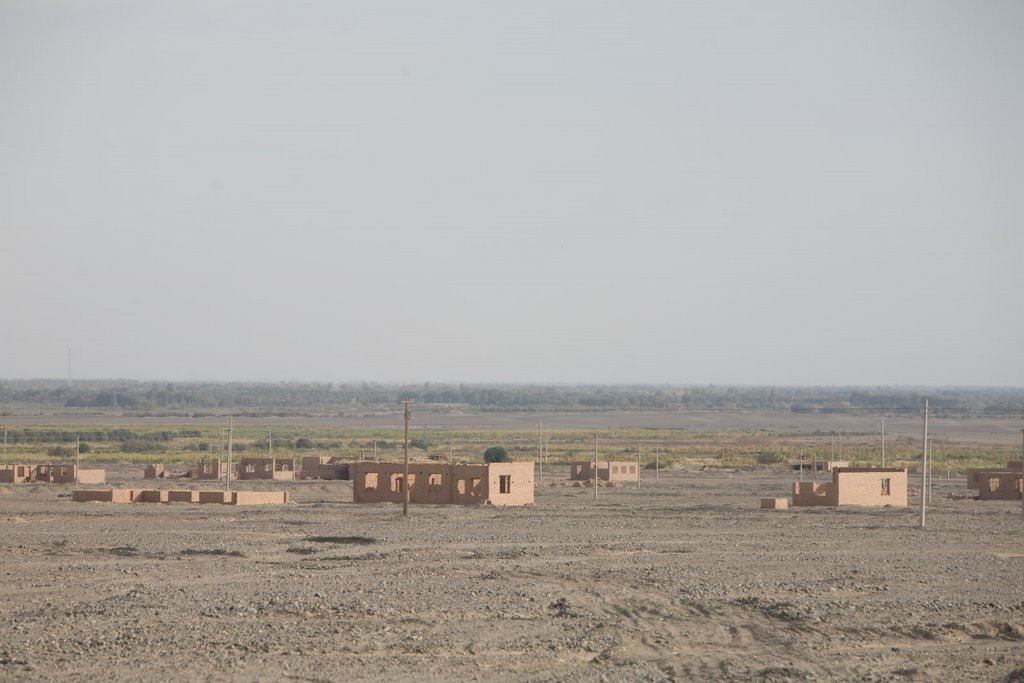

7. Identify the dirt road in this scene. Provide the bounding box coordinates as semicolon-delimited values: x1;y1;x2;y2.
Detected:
1;466;1022;682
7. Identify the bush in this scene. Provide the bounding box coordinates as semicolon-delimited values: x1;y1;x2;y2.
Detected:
295;438;314;449
78;442;91;453
756;451;785;465
484;446;510;463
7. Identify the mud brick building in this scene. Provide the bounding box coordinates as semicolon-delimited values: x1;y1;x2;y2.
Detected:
195;459;233;481
144;464;167;479
238;457;296;481
791;468;907;507
300;456;350;480
0;463;105;484
966;461;1023;492
351;461;533;506
976;471;1023;500
570;461;639;482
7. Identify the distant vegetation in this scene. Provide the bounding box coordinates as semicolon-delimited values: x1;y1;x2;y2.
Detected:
1;380;1022;417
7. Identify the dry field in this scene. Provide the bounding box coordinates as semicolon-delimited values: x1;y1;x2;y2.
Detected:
1;463;1023;683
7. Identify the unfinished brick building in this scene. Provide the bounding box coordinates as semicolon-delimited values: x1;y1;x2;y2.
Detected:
144;464;167;479
966;461;1023;491
976;471;1023;500
791;468;907;507
195;459;234;481
351;461;533;506
0;463;105;484
238;457;296;481
570;461;639;482
300;456;350;480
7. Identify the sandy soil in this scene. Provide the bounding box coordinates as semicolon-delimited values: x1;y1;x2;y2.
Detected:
2;465;1023;683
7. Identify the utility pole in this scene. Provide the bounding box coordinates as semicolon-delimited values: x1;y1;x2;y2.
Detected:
226;419;233;493
920;400;928;528
75;435;81;485
881;418;885;468
655;445;659;483
3;424;7;462
538;421;543;484
637;440;641;491
374;439;378;463
593;435;599;501
403;400;413;516
1020;428;1024;515
799;451;804;483
1019;428;1024;515
269;426;273;458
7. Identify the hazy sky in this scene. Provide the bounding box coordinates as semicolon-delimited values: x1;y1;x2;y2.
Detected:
2;1;1022;385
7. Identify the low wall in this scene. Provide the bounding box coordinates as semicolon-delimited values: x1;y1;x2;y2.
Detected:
791;481;836;506
168;490;199;503
232;491;289;505
77;469;107;485
73;489;288;505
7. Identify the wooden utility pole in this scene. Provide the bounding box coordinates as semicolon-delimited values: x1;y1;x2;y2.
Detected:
920;400;928;528
403;400;413;516
593;435;599;500
226;418;233;493
538;421;543;484
881;418;886;467
75;435;80;485
637;440;641;491
655;445;659;483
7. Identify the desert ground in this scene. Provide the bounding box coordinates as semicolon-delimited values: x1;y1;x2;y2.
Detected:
2;461;1023;683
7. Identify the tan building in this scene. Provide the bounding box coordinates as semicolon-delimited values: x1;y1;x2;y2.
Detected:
0;463;105;484
238;457;296;481
570;461;639;482
351;461;533;506
791;468;907;507
300;456;350;480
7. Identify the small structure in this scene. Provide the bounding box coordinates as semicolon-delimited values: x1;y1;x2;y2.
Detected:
967;461;1024;490
791;460;849;473
0;464;33;483
570;461;638;482
351;461;533;506
0;463;105;484
144;464;168;479
300;456;350;480
238;457;296;481
73;489;288;505
195;459;233;481
760;497;789;510
976;471;1023;501
791;468;907;507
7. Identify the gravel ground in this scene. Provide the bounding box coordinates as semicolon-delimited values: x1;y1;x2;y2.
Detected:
1;466;1022;682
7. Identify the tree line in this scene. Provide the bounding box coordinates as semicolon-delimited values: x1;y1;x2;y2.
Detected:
0;380;1021;416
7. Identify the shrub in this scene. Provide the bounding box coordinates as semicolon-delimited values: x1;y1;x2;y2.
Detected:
484;446;510;463
756;451;785;465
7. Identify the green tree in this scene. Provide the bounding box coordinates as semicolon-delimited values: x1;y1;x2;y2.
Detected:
484;446;510;463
